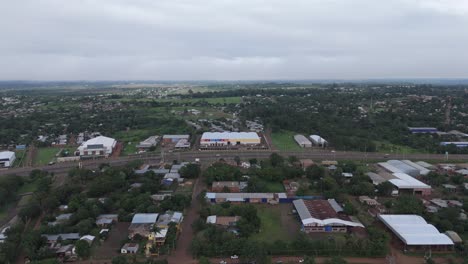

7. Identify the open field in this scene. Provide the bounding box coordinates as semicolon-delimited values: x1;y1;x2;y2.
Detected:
33;147;60;166
271;130;303;151
374;141;426;154
17;178;40;194
251;204;299;242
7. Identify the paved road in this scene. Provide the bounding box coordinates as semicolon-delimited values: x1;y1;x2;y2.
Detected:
1;149;465;177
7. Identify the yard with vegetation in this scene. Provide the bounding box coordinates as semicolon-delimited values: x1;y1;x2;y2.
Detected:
33;147;59;165
251;205;299;242
271;130;303;151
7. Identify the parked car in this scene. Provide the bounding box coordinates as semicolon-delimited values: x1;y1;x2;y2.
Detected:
231;255;239;259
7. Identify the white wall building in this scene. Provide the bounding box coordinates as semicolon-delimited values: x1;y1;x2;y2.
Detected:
0;151;16;168
200;132;261;146
77;136;116;157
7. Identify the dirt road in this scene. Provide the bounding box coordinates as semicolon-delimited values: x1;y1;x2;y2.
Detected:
167;177;204;264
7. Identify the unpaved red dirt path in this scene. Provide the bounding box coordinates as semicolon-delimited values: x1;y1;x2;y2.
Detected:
166;177;204;264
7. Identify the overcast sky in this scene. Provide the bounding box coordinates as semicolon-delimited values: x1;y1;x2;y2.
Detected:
1;0;467;80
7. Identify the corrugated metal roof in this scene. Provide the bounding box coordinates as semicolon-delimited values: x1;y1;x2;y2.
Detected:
387;160;420;176
131;213;158;224
294;135;312;145
389;173;430;189
378;214;453;246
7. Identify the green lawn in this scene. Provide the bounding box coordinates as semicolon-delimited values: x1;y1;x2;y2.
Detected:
271;130;303;151
34;147;60;166
251;205;297;242
260;180;285;192
374;141;426;154
18;179;40;194
13;150;26;167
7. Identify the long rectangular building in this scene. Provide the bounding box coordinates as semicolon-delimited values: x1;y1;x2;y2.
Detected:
200;132;261;147
205;192;287;204
293;199;364;233
408;127;438;134
294;135;312;148
0;151;16;168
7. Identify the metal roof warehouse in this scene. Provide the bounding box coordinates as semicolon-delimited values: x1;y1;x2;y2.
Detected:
378;214;453;250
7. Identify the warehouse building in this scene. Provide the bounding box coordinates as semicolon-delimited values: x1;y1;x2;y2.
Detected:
137;136;160;149
0;151;16;168
378;214;453;251
388;172;431;196
294;135;312;148
200;132;261;147
293;199;364;233
77;136;116;158
379;160;428;177
440;142;468;148
408;127;439;134
205;192;287;204
366;172;386;185
162;135;190;144
309;135;327;147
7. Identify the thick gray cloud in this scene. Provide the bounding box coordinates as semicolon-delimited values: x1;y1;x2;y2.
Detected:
0;0;467;80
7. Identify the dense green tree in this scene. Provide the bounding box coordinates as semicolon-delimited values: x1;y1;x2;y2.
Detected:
75;240;91;259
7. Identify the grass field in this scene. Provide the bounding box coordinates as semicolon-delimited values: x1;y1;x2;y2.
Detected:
34;147;60;166
374;141;426;154
18;179;40;194
260;180;285;192
271;130;303;151
251;205;298;242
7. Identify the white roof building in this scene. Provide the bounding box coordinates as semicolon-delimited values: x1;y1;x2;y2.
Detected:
293;199;364;228
0;151;16;168
389;173;431;189
200;132;261;146
378;214;453;246
77;136;116;157
309;135;327;146
294;135;312;148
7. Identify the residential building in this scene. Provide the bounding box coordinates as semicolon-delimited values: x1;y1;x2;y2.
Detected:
96;214;118;227
77;136;116;157
206;216;240;227
43;233;80;244
378;214;453;251
293;199;364;233
128;213;159;239
156;211;183;229
121;243;139;254
359;196;378;206
0;151;15;168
